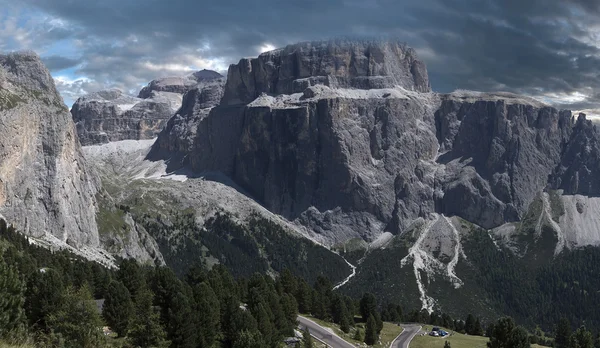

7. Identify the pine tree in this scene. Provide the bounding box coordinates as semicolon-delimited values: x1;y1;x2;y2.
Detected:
167;290;197;348
569;334;582;348
296;280;312;314
193;282;220;348
102;280;133;337
25;269;64;331
365;314;378;345
574;326;595;348
233;329;265;348
375;312;383;334
340;309;351;334
354;327;363;341
303;327;313;348
487;317;515;348
465;314;476;335
0;261;25;338
47;285;106;348
360;293;377;322
128;289;169;348
507;326;530;348
474;318;484;336
255;303;275;346
116;259;145;299
556;318;572;348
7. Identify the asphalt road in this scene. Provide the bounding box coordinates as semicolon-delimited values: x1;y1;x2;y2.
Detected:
297;316;356;348
391;325;422;348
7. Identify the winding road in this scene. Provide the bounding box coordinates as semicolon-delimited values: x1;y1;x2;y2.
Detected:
297;316;355;348
391;325;422;348
297;315;421;348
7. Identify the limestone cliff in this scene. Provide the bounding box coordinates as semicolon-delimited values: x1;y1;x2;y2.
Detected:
150;40;592;246
0;51;99;248
71;70;223;146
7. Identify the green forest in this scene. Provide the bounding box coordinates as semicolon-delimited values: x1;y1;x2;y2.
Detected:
2;217;600;348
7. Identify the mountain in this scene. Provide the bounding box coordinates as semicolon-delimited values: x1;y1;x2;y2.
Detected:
71;70;224;145
146;39;600;327
5;40;600;330
0;52;108;262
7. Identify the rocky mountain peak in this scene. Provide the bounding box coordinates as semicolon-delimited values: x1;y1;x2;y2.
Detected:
137;69;223;99
0;51;100;248
72;70;224;146
222;39;431;105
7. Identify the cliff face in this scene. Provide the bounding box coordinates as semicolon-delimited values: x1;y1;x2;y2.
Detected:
223;40;430;106
433;93;573;228
71;70;223;146
149;39;594;245
550;114;600;195
0;52;99;247
150;76;225;164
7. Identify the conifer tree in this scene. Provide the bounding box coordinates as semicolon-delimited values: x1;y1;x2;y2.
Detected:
128;289;169;348
167;290;197;348
365;314;378;345
0;261;25;338
360;293;377;322
354;327;363;341
303;327;313;348
102;280;133;337
233;330;265;348
116;259;145;299
193;282;220;348
48;285;105;348
474;318;484;336
465;314;476;335
556;318;572;348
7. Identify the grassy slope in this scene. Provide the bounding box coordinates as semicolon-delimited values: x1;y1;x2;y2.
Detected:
304;315;404;347
412;326;549;348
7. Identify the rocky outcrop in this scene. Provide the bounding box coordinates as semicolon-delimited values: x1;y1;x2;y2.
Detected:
72;70;223;146
432;92;573;228
150;39;592;244
150;76;225;165
222;39;430;105
138;69;222;98
0;51;99;247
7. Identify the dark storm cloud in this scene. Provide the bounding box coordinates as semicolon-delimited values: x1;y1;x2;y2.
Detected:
41;55;81;71
5;0;600;108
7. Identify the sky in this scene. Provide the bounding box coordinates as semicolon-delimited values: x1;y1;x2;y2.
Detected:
1;0;600;113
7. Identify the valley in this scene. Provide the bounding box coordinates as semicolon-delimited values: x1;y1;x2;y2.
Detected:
2;35;600;347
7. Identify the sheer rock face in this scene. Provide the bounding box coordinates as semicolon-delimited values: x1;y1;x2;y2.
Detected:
151;77;225;163
550;114;600;195
223;40;431;106
137;69;223;98
0;52;99;247
433;92;573;229
71;70;223;146
150;40;588;244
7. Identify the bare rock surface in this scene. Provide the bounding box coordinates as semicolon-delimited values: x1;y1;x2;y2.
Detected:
72;70;223;145
151;40;584;245
0;51;100;248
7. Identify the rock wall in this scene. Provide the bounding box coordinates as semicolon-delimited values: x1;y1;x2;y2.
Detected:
223;39;430;105
0;52;99;247
72;70;223;146
151;40;593;244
